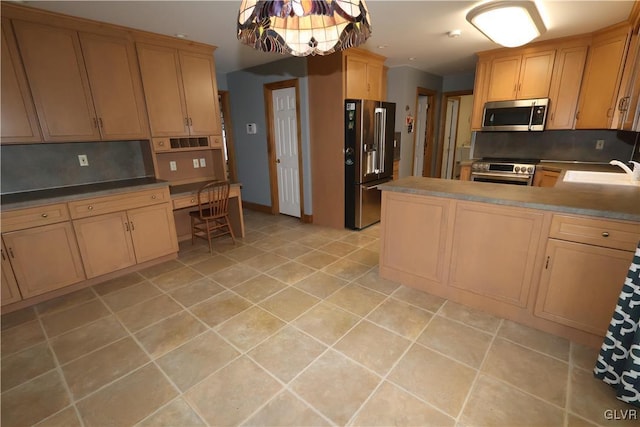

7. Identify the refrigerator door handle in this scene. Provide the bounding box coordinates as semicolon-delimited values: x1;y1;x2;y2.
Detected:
375;107;386;174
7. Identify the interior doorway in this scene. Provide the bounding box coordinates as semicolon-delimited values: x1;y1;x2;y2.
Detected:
437;91;473;179
264;79;304;218
218;91;237;182
412;88;437;177
442;97;460;179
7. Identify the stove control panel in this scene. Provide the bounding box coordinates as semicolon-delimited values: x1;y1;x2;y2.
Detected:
471;162;536;175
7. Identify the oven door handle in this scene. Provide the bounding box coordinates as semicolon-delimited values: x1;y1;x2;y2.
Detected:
471;172;533;183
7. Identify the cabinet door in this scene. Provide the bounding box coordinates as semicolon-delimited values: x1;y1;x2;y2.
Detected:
1;240;22;306
179;50;221;136
535;239;632;335
128;204;178;263
12;20;100;142
533;169;560;187
615;32;640;130
73;212;136;279
79;33;149;140
487;55;521;101
345;55;369;99
576;25;630;129
547;45;588;129
517;50;555;99
448;202;545;307
366;62;384;101
3;223;86;299
137;43;189;137
1;19;41;144
471;56;491;130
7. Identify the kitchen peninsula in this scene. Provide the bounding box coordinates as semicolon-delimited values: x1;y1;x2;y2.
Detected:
378;177;640;347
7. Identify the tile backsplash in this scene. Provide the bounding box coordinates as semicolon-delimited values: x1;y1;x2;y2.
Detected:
1;140;154;194
472;130;638;163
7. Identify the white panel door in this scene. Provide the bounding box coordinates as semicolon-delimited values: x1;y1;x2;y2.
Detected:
272;87;301;217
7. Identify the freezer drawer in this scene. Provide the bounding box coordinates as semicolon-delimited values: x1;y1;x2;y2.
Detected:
346;178;391;230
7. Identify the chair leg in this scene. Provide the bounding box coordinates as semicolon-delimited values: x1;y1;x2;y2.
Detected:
205;219;213;253
226;215;236;244
191;216;195;246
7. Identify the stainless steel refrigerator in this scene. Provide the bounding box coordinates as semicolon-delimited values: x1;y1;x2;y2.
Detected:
345;99;396;229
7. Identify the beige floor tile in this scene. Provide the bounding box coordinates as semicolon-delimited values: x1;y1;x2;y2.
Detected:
353;381;455;427
251;236;288;252
242;390;329;426
116;295;183;332
334;320;410;375
392;286;446;312
190;254;236;275
568;413;601;427
210;236;243;253
326;284;386;317
1;342;56;392
315;227;352;240
268;261;315;284
40;299;111;337
459;374;565;426
569;367;639;427
367;298;433;339
137;259;183;279
318;240;359;257
1;307;36;331
49;315;128;364
259;287;320;321
355;269;401;295
156;331;239;391
92;272;144;296
209;263;261;286
572;342;600;371
168;278;225;307
35;288;96;316
499;319;570;361
177;246;213;265
100;281;162;312
61;337;149;400
239;230;269;244
232;274;288;303
275;228;308;242
482;338;568;407
293;301;361;345
76;364;177;427
185;356;282;426
339;233;378;248
151;267;204;292
136;312;207;358
272;242;314;259
137;398;206;427
294;271;348;299
418;316;493;368
248;326;326;383
291;349;380;425
439;300;501;333
345;248;379;266
33;406;82;427
1;320;45;357
1;370;70;427
225;244;266;262
296;250;340;269
297;233;333;248
388;344;476;417
216;306;285;351
190;290;252;327
322;258;371;281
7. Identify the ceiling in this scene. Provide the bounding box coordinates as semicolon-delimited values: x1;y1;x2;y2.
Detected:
21;0;635;77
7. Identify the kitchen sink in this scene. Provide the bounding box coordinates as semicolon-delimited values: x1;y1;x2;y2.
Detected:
562;170;640;186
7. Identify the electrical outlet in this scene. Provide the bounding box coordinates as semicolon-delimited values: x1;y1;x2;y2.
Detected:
199;158;206;167
78;154;89;166
192;158;200;168
169;161;177;171
596;139;605;150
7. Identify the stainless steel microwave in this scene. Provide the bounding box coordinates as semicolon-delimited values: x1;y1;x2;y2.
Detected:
482;98;549;131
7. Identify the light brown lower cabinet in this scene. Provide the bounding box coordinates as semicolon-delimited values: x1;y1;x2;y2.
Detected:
2;222;86;299
533;169;560;187
1;241;22;305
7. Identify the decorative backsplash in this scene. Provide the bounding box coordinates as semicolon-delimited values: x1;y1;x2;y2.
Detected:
1;140;155;194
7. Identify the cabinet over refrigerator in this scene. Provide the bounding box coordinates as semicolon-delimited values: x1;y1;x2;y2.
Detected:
345;99;396;229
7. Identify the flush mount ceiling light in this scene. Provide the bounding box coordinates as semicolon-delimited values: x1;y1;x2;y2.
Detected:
237;0;372;56
466;1;547;48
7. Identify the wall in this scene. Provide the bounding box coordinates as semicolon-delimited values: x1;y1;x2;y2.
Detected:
216;72;228;91
443;72;476;93
1;140;154;194
226;57;312;214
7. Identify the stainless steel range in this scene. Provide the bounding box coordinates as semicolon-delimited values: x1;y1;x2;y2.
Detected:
470;159;537;186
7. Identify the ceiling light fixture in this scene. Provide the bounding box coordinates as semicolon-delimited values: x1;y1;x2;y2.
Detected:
237;0;372;56
466;0;547;48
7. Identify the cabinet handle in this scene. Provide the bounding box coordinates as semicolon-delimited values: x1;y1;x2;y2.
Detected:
130;221;135;231
87;205;94;211
602;232;610;237
93;118;98;128
575;111;580;120
190;198;195;203
185;117;189;126
188;117;193;126
1;250;5;261
549;113;554;122
8;247;15;259
125;222;130;232
99;118;104;128
41;213;48;218
159;141;165;146
607;108;613;117
545;256;550;269
151;195;157;200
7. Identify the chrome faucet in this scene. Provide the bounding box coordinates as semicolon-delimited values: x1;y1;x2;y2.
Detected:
609;160;640;181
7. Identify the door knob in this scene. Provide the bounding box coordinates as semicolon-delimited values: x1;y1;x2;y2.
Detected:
276;159;281;164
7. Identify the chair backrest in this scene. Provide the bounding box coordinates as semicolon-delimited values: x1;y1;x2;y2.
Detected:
197;180;230;219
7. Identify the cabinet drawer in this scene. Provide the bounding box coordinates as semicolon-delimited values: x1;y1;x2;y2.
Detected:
550;214;640;251
152;138;171;152
172;194;198;210
68;187;169;219
1;203;70;232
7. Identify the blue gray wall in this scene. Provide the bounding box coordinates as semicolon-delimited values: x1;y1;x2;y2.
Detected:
442;72;476;93
226;57;312;214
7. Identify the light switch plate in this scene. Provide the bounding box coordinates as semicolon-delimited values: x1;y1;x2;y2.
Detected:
192;159;200;168
246;123;257;134
199;158;206;167
169;161;177;171
78;154;89;166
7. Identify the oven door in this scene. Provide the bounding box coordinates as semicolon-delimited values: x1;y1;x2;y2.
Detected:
470;172;533;186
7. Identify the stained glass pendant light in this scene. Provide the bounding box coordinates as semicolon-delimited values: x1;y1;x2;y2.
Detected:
237;0;372;56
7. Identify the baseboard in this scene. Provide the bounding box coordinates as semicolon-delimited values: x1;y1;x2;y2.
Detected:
243;201;273;214
301;214;313;223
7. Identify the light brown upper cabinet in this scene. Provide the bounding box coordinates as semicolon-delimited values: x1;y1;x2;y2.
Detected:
12;20;149;142
576;23;631;129
486;49;556;101
137;43;222;137
1;18;41;144
344;49;386;101
546;43;589;129
470;55;492;130
613;28;640;130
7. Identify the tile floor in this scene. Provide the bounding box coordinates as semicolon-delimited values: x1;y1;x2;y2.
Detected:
1;210;636;427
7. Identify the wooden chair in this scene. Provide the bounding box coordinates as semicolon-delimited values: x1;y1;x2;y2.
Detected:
189;180;236;252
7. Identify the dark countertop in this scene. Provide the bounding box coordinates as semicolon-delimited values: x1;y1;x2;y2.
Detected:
380;176;640;222
1;177;169;211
